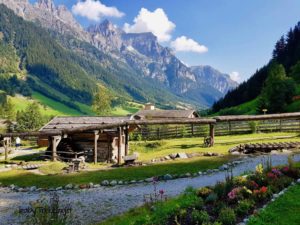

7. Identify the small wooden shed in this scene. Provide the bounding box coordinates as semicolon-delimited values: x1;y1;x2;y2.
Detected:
38;116;134;163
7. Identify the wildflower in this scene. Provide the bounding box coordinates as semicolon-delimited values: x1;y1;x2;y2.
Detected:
260;186;268;193
249;180;259;189
267;172;277;179
282;166;289;172
159;189;164;195
228;187;242;200
256;164;264;175
271;168;282;176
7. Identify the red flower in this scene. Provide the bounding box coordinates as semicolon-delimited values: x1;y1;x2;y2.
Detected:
267;172;277;179
260;186;268;193
159;189;164;195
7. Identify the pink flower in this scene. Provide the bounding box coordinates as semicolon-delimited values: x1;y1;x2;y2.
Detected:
282;166;289;172
159;189;164;195
228;187;242;200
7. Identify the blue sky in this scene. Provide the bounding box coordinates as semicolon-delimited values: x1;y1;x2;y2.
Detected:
31;0;300;82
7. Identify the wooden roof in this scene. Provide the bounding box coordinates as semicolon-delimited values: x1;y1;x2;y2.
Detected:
133;109;198;120
39;116;131;132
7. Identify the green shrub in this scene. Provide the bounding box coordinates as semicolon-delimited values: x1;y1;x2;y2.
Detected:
249;121;259;133
191;210;210;224
193;198;204;210
213;182;226;198
145;140;166;148
271;176;293;191
235;199;255;216
218;208;236;225
212;201;226;215
205;193;218;204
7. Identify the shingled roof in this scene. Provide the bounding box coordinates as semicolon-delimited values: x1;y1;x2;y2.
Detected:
39;116;131;132
132;109;199;120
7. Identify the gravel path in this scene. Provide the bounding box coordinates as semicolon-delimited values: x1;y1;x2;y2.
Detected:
0;153;300;225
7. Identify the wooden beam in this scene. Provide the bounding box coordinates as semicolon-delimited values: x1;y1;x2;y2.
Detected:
94;130;100;164
124;126;129;156
3;137;9;161
51;136;61;162
191;124;194;136
209;124;215;147
117;127;122;165
215;112;300;122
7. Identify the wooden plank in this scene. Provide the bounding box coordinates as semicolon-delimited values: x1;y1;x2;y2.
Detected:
94;131;99;164
117;127;122;165
209;124;215;146
125;126;129;156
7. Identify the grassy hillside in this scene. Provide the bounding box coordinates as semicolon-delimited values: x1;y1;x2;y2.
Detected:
9;95;60;116
214;84;300;116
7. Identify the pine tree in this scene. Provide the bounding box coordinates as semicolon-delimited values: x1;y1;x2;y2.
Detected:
258;63;296;113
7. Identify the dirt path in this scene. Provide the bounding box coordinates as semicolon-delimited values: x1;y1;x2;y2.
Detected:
0;153;300;225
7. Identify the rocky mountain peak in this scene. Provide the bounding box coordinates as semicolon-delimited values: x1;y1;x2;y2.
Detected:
87;19;123;37
36;0;55;12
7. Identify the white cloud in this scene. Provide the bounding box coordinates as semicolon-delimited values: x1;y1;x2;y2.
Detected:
72;0;124;22
229;71;242;83
170;36;208;53
123;8;175;42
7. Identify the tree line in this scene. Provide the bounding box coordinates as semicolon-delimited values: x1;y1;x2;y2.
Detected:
212;22;300;114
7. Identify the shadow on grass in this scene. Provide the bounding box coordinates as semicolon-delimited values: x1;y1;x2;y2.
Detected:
0;156;234;188
11;153;43;161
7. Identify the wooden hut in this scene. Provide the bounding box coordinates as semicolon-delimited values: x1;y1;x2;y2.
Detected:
38;116;134;163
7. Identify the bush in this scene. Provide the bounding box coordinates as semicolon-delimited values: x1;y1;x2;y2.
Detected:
191;210;210;224
197;187;212;198
212;201;226;215
193;198;204;210
270;176;293;191
205;193;218;204
218;208;236;225
213;182;226;198
235;199;255;216
145;140;166;148
249;121;259;133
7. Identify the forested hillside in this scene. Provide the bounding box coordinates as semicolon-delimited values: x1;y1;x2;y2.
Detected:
212;22;300;114
0;4;194;113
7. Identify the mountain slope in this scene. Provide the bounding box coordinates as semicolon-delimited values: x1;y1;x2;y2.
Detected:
190;65;238;95
0;4;198;111
0;0;237;108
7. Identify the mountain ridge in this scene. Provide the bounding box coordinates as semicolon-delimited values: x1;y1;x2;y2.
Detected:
0;0;237;109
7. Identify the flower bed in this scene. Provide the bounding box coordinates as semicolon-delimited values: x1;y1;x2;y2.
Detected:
105;161;300;225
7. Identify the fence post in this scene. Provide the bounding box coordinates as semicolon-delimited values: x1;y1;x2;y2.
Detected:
209;124;215;146
279;119;282;132
228;121;232;135
191;124;194;137
157;127;160;139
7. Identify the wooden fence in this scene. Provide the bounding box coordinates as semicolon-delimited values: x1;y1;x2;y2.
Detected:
131;119;300;141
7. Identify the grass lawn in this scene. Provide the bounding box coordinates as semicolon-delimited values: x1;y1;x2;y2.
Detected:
0;132;298;188
132;132;300;161
248;184;300;225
